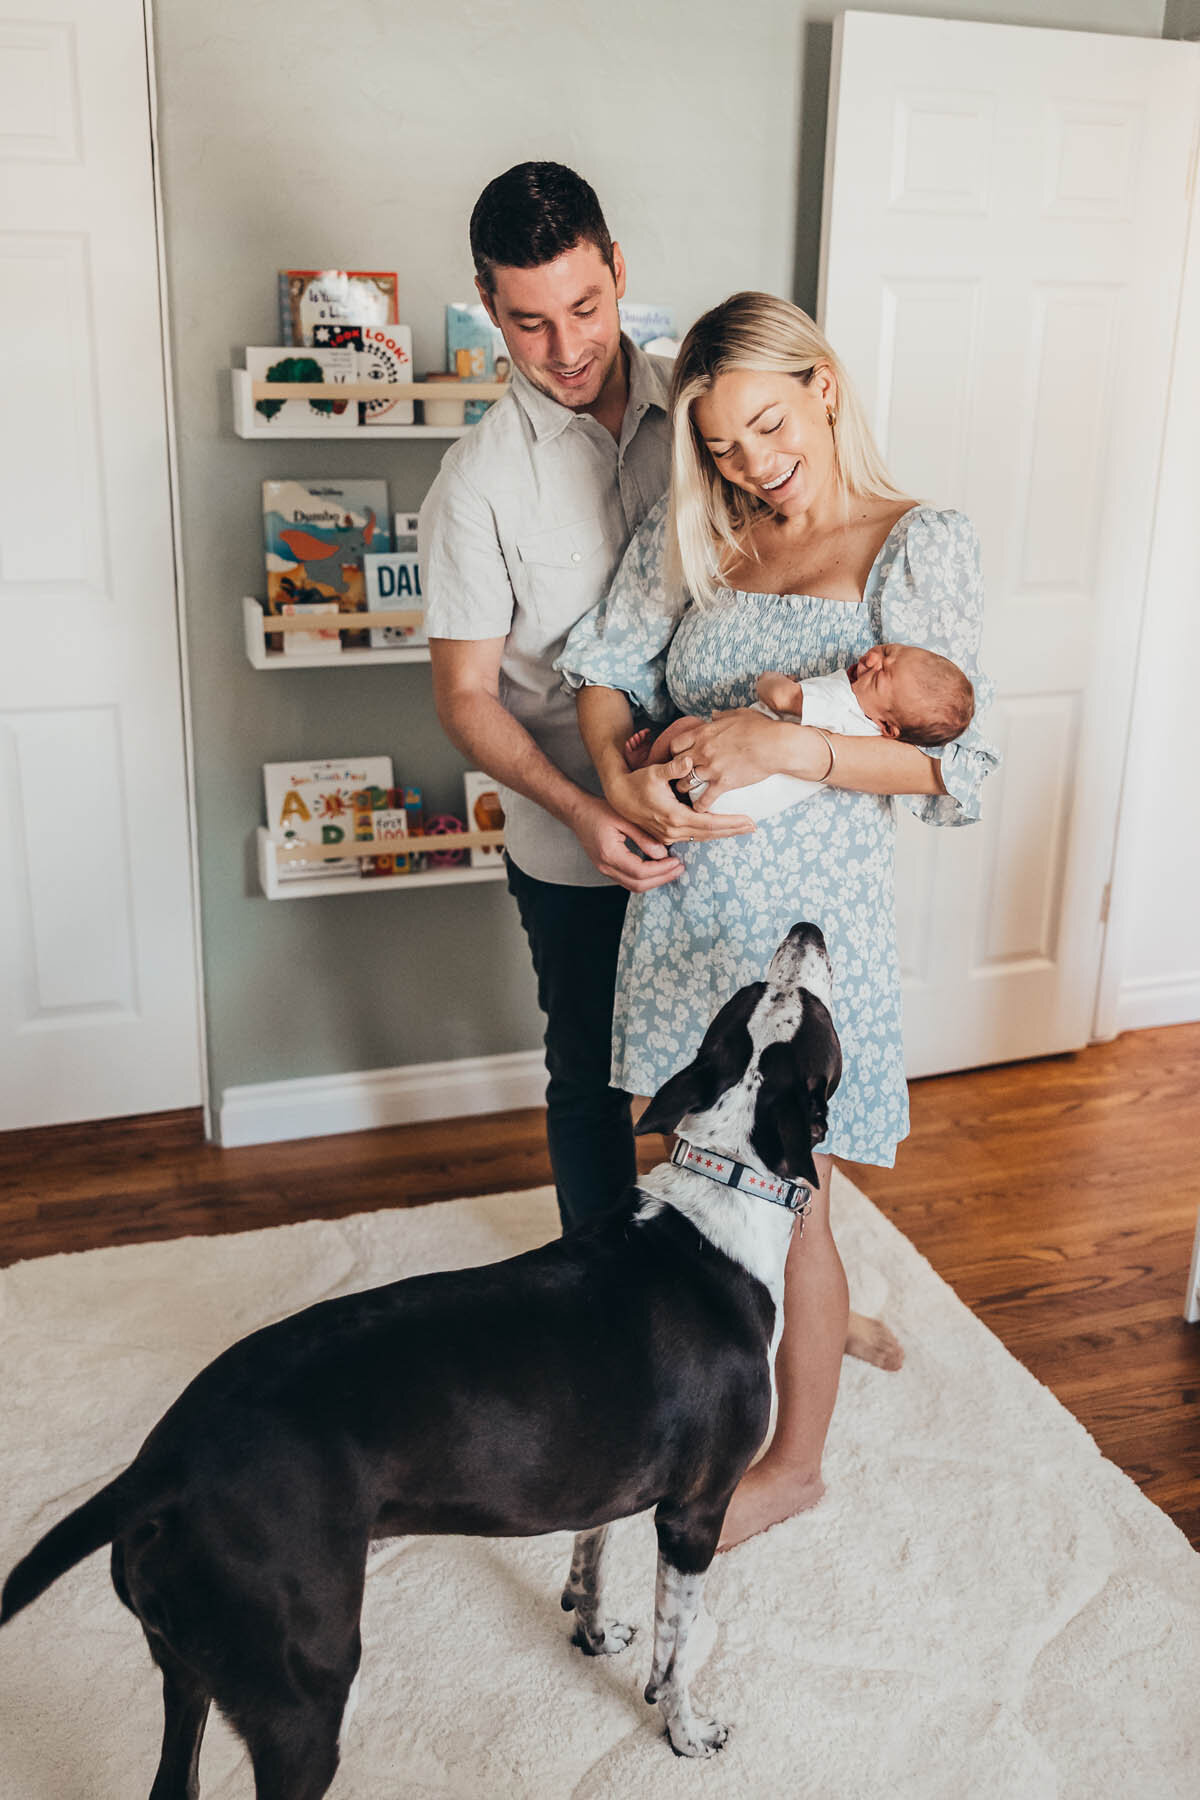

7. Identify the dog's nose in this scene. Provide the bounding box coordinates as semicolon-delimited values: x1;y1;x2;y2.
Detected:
786;921;827;957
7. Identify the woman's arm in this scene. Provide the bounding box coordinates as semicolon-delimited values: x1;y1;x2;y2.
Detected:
878;508;1000;825
576;687;757;843
666;709;947;807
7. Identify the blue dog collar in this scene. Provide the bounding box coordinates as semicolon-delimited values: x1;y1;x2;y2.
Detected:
670;1137;812;1218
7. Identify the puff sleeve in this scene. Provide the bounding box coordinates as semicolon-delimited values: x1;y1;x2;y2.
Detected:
877;507;1000;826
555;496;688;724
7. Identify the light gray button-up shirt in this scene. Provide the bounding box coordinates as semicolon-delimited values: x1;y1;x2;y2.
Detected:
419;338;672;886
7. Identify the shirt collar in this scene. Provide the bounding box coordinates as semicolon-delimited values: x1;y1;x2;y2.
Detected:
510;334;670;444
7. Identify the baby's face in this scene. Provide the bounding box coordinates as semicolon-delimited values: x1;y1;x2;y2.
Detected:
846;644;925;736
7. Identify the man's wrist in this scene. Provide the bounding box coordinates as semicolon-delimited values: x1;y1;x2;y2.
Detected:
557;785;593;829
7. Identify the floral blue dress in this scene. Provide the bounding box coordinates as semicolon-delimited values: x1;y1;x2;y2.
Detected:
557;501;999;1167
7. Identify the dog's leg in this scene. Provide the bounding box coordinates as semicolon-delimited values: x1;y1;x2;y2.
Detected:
145;1641;211;1800
560;1524;635;1656
243;1703;345;1800
644;1505;728;1758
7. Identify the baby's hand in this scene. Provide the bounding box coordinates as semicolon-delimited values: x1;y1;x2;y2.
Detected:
756;671;804;717
623;728;653;772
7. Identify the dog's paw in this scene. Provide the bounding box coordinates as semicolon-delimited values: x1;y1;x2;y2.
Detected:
571;1617;636;1656
666;1714;729;1758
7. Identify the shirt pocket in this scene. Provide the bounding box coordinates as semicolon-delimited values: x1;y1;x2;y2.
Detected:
514;516;611;627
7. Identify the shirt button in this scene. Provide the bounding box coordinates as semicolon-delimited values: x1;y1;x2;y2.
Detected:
571;551;582;564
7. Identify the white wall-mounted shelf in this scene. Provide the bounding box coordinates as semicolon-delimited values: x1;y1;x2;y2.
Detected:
257;828;506;900
231;369;505;440
242;597;430;668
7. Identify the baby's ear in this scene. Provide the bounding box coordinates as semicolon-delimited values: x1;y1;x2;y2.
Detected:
878;718;901;739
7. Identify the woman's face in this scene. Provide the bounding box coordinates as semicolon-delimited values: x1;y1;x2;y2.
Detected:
692;365;837;517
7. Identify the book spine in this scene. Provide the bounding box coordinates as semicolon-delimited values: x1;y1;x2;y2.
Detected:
278;271;294;345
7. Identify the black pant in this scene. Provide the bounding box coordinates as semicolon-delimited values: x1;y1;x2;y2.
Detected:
506;855;637;1231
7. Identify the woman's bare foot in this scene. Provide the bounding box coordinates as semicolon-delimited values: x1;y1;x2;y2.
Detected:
845;1310;904;1370
717;1458;826;1552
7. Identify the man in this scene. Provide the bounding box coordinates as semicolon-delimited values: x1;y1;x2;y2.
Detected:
420;162;741;1228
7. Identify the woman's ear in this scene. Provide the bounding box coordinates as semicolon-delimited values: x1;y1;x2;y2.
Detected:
812;362;838;410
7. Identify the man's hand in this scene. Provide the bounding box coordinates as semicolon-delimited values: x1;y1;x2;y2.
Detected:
570;796;686;892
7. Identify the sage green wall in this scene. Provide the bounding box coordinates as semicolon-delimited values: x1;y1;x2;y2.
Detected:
1164;2;1200;37
150;0;1167;1109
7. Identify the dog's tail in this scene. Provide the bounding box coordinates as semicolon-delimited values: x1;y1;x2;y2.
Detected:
1;1474;129;1625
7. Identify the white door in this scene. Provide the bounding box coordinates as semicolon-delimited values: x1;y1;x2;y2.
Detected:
0;1;202;1127
820;11;1198;1076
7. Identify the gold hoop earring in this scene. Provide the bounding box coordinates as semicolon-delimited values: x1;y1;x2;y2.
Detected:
826;405;837;429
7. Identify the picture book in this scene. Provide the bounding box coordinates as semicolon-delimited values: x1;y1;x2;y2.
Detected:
445;303;509;422
463;770;505;869
619;302;676;348
366;515;424;647
281;599;341;658
354;785;424;877
359;323;414;425
246;345;359;433
264;757;394;881
262;479;390;650
279;270;398;347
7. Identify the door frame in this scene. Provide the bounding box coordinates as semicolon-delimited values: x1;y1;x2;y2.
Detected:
1094;84;1200;1042
142;0;209;1129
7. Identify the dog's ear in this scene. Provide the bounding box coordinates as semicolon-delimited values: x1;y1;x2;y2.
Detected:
635;981;766;1137
750;1066;824;1188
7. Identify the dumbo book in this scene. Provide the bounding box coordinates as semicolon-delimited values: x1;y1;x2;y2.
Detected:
262;479;390;649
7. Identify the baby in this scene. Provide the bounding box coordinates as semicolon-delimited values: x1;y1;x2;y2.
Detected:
625;643;975;823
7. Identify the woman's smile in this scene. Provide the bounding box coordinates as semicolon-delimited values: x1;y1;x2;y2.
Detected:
761;459;799;494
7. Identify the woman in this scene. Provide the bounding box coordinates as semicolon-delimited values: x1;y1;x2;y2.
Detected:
557;293;998;1549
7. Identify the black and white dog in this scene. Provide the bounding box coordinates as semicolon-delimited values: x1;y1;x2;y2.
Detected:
2;921;842;1797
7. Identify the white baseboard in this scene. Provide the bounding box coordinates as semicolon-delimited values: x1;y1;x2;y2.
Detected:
1115;972;1200;1035
219;1049;547;1148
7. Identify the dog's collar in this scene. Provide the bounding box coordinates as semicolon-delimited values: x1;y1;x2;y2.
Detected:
670;1137;812;1218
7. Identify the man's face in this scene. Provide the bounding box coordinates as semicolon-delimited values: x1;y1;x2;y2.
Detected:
478;239;626;413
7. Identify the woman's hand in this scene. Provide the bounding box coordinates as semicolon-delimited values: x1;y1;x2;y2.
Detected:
574;686;754;845
601;758;754;845
662;709;827;808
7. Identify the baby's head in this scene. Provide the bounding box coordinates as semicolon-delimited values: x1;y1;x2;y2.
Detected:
847;644;974;746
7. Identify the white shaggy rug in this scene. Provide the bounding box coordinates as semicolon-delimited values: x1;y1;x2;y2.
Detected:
1;1175;1198;1799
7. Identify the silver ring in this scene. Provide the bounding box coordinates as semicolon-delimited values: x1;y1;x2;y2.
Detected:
686;774;706;792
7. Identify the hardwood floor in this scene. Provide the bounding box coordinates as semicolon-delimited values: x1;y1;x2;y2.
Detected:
2;1024;1197;1546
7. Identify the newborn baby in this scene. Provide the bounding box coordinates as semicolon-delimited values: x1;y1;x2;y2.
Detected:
625;642;975;823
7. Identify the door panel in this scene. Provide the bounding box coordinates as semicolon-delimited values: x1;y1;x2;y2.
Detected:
0;2;201;1126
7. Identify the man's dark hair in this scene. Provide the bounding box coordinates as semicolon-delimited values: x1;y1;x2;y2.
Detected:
470;162;615;294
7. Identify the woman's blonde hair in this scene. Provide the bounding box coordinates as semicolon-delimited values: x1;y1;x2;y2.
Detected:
668;291;908;606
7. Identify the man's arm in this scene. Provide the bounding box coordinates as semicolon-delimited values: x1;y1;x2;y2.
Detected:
429;638;684;891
